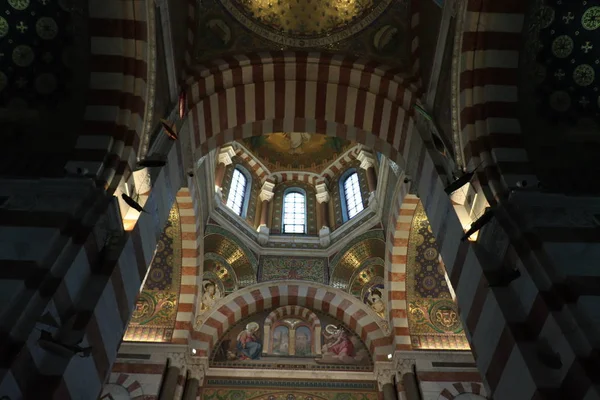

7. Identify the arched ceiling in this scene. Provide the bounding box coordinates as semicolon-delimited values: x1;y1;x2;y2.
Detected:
330;238;386;291
1;0;89;176
193;0;412;66
521;0;600;194
204;233;257;286
239;133;355;173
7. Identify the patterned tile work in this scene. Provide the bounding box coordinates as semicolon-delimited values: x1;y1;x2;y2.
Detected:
406;203;469;350
66;0;149;193
458;0;532;203
202;388;378;400
191;281;392;361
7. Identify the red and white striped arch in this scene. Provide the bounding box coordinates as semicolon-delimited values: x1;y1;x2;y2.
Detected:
185;52;420;168
385;192;419;351
100;373;145;399
191;281;393;361
458;0;532;203
264;306;321;329
437;382;488;399
172;188;203;345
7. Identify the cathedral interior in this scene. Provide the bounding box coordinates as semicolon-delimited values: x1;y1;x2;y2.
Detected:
0;0;599;399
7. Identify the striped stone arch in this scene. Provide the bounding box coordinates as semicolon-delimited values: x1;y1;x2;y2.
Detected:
264;306;321;328
184;52;420;170
385;188;418;351
100;374;144;399
191;281;393;361
172;188;203;344
438;382;488;399
457;0;530;204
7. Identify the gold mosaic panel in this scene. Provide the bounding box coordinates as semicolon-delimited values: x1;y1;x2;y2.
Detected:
205;233;256;287
406;203;470;350
123;203;182;342
330;238;385;290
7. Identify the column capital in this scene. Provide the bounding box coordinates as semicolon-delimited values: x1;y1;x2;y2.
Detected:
167;351;187;369
357;149;376;170
315;183;330;203
217;145;236;166
374;362;396;391
188;359;208;386
259;181;275;202
394;357;416;375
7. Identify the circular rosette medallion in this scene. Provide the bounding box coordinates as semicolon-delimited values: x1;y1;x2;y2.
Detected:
551;35;574;59
573;64;595;87
131;292;156;323
582;6;600;30
429;300;461;332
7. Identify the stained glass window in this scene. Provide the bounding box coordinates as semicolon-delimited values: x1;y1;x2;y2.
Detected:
343;172;364;219
226;168;248;216
283;191;306;233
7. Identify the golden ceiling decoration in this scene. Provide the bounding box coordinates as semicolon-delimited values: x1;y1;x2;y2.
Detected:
205;234;256;286
219;0;392;47
330;238;385;290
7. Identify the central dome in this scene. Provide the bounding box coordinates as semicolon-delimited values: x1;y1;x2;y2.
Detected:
219;0;392;47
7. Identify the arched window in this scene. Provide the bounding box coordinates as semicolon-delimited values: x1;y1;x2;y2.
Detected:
341;170;364;221
282;189;306;234
226;166;251;217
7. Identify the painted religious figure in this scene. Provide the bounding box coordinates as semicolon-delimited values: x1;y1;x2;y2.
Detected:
295;326;311;356
199;280;221;312
237;322;262;360
365;285;386;318
318;324;368;364
284;132;312;154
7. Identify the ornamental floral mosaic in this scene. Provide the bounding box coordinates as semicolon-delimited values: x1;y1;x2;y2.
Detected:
406;203;469;350
124;203;182;342
259;256;328;284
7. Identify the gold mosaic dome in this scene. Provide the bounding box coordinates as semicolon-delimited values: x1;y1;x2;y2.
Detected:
219;0;392;47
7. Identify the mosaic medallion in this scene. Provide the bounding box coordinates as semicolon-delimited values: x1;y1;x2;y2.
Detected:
36;17;58;40
581;6;600;30
551;35;574;58
218;0;393;47
430;300;461;333
573;64;595;86
8;0;30;11
0;17;8;38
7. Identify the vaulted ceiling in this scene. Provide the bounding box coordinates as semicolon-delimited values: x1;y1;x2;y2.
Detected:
521;0;600;194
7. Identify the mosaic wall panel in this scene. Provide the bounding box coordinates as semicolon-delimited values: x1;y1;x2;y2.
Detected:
270;181;317;235
331;161;371;230
406;203;469;350
202;388;378;400
205;233;257;287
124;203;182;342
222;156;261;227
258;256;328;284
210;310;372;371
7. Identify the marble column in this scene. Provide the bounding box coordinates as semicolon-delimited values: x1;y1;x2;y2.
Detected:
315;182;331;247
376;364;397;400
358;149;377;206
258;181;275;245
158;366;181;400
214;145;236;198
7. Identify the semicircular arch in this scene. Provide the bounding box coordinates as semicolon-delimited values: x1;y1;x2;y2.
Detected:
183;52;420;170
191;280;392;361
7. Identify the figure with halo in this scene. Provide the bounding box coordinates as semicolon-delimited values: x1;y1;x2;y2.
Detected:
199;280;221;312
236;322;262;360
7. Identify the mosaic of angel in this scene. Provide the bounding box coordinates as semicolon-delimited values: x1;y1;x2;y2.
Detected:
199;280;221;312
